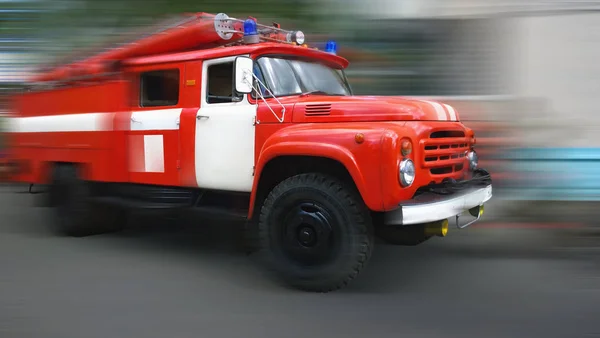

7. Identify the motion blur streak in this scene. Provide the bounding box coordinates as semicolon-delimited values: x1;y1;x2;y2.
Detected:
1;0;599;337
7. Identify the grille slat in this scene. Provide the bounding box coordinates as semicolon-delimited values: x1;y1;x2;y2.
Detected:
421;130;469;176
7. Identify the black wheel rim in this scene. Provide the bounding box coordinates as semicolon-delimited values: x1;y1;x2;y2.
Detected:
278;202;338;267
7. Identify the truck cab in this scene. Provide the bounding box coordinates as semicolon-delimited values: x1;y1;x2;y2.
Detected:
5;13;492;292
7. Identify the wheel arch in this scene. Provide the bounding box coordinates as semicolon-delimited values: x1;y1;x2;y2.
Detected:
248;153;381;220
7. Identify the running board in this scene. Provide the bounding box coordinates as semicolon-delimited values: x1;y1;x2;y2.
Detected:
91;196;192;210
91;196;249;220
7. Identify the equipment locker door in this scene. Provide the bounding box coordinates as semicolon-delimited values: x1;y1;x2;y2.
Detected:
127;64;184;186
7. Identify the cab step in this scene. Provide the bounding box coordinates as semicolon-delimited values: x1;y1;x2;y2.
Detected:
91;196;192;210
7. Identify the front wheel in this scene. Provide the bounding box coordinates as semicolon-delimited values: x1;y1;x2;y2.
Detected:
258;173;374;292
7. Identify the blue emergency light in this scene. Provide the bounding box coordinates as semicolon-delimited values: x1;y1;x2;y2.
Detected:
244;19;257;36
243;18;260;44
325;40;337;55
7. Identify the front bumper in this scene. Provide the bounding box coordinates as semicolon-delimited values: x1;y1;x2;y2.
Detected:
384;169;493;226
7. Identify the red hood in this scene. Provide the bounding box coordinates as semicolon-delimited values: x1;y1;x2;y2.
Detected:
290;95;460;123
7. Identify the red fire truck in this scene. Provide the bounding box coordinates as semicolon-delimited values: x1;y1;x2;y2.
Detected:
4;13;492;292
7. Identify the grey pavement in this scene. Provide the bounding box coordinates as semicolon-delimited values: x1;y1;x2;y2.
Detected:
0;184;599;338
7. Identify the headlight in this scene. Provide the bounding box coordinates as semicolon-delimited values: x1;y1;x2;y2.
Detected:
467;150;478;170
399;158;415;187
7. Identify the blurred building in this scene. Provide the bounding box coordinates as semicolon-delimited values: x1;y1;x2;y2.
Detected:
0;0;43;110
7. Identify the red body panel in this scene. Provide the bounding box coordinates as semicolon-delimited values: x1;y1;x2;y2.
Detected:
17;79;127;117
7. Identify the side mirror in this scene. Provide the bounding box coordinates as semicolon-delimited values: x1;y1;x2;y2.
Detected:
234;56;254;94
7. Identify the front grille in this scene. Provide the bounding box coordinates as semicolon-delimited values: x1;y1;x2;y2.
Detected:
421;130;469;178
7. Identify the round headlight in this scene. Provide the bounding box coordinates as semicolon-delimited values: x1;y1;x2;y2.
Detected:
399;158;415;187
467;150;478;170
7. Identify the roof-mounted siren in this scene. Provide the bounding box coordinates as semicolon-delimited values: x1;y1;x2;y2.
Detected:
286;31;305;45
243;18;260;44
325;40;337;55
213;13;236;40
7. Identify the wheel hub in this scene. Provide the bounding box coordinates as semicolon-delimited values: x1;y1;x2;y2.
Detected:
297;226;317;247
280;202;335;265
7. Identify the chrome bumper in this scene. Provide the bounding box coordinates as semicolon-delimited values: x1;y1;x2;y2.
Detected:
383;184;493;226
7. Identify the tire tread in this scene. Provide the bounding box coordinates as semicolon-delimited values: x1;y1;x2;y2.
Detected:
258;173;373;292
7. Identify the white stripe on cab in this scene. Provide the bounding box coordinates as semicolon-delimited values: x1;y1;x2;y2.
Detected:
6;112;114;133
444;104;458;121
422;100;448;121
130;109;182;131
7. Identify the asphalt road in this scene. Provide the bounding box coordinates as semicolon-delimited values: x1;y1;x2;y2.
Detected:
0;184;599;338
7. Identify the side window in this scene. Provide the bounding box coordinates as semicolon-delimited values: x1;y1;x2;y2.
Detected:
206;62;242;104
140;69;180;107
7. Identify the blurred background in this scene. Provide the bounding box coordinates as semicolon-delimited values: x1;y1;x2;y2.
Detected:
0;1;599;337
2;0;600;203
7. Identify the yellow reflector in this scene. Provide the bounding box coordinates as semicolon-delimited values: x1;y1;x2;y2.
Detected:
441;219;449;237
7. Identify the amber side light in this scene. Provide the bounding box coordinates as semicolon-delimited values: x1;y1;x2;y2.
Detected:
355;133;365;144
401;139;412;156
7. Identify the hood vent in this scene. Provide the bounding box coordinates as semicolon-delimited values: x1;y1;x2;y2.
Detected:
305;104;331;116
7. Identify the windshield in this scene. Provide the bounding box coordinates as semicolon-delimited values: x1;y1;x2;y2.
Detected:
253;56;351;98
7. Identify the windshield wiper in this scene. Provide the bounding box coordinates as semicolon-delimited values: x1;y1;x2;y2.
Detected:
299;90;330;97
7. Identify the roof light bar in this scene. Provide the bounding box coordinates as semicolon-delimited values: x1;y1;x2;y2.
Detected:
217;14;307;45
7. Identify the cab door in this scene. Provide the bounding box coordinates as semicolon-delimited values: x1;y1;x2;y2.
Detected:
194;56;257;192
127;63;184;186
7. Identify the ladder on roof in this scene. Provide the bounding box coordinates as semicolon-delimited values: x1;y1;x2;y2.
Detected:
31;12;308;84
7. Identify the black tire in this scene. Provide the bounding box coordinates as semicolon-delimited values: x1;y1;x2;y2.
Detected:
50;164;128;237
258;173;374;292
375;223;432;246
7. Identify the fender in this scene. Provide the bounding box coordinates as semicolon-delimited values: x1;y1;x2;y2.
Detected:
248;124;389;218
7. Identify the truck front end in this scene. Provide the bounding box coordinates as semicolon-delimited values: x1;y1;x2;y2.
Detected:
231;21;493;291
376;115;493;244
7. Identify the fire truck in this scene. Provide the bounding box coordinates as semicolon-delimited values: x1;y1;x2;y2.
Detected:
4;13;492;292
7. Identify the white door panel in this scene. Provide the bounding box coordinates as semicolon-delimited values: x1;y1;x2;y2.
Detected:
194;103;257;192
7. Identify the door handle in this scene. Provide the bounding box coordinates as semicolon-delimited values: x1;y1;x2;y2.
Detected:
197;115;210;120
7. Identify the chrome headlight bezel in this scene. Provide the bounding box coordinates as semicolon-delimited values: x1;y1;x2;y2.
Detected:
399;158;415;187
467;150;478;171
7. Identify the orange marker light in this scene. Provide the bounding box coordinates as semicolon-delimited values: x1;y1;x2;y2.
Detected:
401;139;412;156
355;133;365;144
